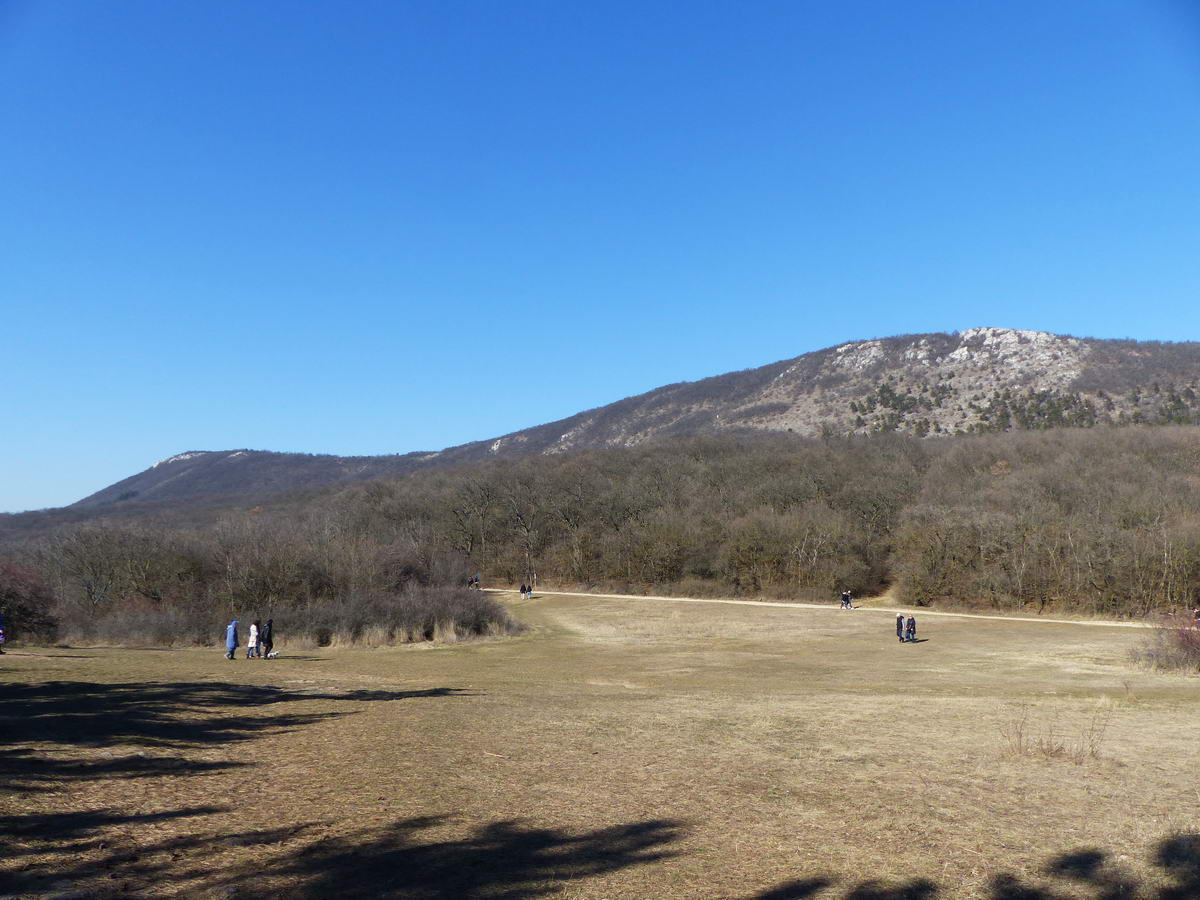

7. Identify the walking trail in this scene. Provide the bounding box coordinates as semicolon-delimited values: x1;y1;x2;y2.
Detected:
505;588;1154;629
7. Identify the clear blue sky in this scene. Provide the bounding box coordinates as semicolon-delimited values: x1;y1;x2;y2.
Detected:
3;0;1199;512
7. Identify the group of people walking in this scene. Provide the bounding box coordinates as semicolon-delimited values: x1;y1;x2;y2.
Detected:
518;583;534;599
837;590;920;643
224;618;274;659
835;592;916;643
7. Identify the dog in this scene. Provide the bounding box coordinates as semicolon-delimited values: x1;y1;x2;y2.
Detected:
266;650;278;659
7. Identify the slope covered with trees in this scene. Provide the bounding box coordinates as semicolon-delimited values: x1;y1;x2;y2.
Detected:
3;426;1200;645
34;328;1200;516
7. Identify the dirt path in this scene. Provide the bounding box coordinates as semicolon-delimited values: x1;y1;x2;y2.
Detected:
511;588;1155;628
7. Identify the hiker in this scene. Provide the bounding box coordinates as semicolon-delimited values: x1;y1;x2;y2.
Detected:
840;590;852;609
261;618;274;658
519;583;527;599
225;620;239;659
905;615;917;642
896;614;905;643
247;620;261;658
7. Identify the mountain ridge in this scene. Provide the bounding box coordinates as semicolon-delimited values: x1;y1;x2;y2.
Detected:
67;327;1200;510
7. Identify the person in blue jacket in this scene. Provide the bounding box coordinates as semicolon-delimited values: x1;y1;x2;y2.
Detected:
225;620;239;660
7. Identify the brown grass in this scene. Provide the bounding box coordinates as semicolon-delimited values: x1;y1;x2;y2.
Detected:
2;591;1198;898
997;699;1117;763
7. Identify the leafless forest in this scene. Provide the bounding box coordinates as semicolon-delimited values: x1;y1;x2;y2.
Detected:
4;427;1200;647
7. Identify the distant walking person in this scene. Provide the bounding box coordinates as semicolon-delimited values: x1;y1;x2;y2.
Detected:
246;620;260;658
896;614;905;643
519;583;527;599
905;615;917;642
840;590;853;609
225;620;239;660
261;618;274;658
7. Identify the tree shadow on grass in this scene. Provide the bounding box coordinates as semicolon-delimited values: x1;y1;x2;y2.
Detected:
753;877;834;899
0;805;225;846
2;804;1197;900
0;804;320;896
748;835;1200;899
0;746;250;794
0;681;472;793
0;811;683;899
218;814;686;900
751;880;935;900
0;680;472;747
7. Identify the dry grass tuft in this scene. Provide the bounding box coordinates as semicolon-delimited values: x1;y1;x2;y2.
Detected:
998;699;1117;763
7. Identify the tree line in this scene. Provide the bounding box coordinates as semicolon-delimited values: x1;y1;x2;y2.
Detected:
3;426;1200;644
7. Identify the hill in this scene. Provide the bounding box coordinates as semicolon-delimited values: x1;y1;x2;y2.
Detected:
56;327;1200;511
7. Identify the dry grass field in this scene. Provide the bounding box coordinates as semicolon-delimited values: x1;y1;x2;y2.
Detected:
2;592;1198;899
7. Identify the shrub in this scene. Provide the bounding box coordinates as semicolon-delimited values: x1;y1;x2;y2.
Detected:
1131;615;1200;673
55;585;524;649
0;562;60;644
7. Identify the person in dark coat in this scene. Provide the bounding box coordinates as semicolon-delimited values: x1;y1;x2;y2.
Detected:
261;618;274;658
905;615;917;642
225;620;239;660
896;614;905;643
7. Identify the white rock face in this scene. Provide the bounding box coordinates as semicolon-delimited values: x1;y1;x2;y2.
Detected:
833;340;887;371
152;452;206;468
902;339;936;364
944;328;1088;389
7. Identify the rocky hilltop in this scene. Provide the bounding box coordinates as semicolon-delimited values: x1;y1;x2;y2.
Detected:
66;328;1200;510
477;327;1200;450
